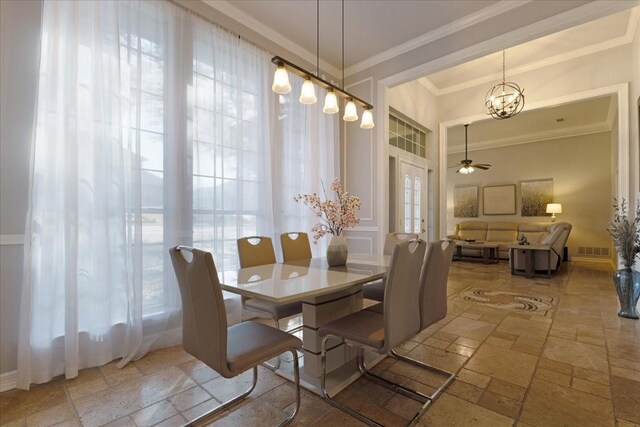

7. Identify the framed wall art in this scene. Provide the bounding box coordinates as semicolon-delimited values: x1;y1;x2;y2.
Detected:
521;179;553;216
454;186;478;218
482;184;516;215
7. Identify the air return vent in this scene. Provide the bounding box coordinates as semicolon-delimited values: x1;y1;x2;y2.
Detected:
578;247;610;257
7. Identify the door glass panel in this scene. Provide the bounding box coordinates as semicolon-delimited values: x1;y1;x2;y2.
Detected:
414;177;421;233
404;174;411;233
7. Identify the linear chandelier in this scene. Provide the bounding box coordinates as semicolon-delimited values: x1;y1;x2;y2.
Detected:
271;0;374;129
485;50;524;120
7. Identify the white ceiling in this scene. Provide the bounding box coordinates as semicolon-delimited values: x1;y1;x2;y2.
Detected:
423;7;638;95
447;95;615;155
200;0;636;78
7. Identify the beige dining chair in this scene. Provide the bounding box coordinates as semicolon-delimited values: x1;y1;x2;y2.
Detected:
237;236;303;369
318;239;427;426
363;232;419;302
280;232;312;262
169;246;302;426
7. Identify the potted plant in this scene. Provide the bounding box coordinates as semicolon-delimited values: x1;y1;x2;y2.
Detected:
607;198;640;319
294;178;361;266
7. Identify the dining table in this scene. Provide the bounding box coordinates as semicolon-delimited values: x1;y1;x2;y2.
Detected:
219;256;390;397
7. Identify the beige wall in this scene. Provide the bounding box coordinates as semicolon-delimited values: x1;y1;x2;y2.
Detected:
447;132;613;259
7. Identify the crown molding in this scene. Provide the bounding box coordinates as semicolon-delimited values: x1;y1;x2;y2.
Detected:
417;77;441;96
344;0;532;78
448;121;613;155
423;5;640;96
201;0;342;78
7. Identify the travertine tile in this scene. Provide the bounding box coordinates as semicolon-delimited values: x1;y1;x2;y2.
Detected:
611;366;640;382
73;367;195;426
542;336;609;373
405;344;468;373
477;390;521;419
454;337;482;349
168;386;211;412
496;316;550;340
519;379;614;427
537;357;573;376
611;375;640;424
0;378;68;424
25;402;76;427
446;343;476;357
486;378;527;402
465;343;538;388
439;317;496;341
534;368;571;387
457;369;491;389
444;380;483;403
571;377;611;399
130;400;178;426
418;393;513;426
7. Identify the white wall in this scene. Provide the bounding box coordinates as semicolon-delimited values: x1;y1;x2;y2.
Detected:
0;0;42;375
447;132;613;258
631;10;640;270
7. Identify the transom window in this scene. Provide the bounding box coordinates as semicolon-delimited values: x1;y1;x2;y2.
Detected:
389;111;427;158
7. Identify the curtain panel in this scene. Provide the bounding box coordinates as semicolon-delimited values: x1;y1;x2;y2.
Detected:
18;0;337;389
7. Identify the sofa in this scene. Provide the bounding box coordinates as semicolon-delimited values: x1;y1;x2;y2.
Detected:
449;221;572;268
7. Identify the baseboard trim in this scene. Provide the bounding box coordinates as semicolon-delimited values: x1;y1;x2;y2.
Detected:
0;370;17;392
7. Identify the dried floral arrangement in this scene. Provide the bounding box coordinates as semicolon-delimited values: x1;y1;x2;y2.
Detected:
607;198;640;268
294;178;361;242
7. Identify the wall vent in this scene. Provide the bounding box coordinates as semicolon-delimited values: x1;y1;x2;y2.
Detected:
578;247;610;257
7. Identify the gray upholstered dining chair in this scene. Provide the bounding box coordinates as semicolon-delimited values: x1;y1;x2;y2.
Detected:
169;246;302;426
318;239;427;426
280;232;312;262
363;232;419;302
237;236;303;369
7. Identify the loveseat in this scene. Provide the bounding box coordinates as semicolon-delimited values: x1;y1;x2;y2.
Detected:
449;221;572;268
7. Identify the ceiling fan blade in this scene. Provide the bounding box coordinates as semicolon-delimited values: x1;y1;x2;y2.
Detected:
449;164;463;169
473;163;491;167
473;165;491;170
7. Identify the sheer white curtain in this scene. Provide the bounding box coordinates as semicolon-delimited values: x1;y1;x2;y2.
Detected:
18;0;338;389
271;77;338;256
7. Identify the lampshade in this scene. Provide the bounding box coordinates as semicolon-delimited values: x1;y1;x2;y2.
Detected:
458;165;474;174
323;90;339;114
343;99;358;121
546;203;562;214
299;78;317;104
360;109;374;129
272;65;291;94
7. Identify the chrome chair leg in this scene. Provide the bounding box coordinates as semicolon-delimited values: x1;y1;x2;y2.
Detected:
320;336;383;427
319;337;456;427
278;349;301;427
188;366;258;426
263;318;283;371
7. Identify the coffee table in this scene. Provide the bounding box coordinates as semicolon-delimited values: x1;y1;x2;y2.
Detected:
454;241;500;264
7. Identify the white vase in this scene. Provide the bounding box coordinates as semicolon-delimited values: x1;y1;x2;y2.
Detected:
326;235;348;267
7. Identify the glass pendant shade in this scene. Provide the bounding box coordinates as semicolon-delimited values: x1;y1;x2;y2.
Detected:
360;109;374;129
323;90;339;114
299;78;317;104
343;99;358;121
458;166;474;174
272;65;292;94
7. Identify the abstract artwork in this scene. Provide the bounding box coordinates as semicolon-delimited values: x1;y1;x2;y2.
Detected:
454;186;478;218
482;184;516;215
521;179;553;216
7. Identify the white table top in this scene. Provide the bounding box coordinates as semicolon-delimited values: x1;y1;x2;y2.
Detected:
219;257;390;304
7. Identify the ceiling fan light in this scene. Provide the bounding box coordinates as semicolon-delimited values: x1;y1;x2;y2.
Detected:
343;99;358;121
360;109;374;129
272;65;291;94
299;77;317;104
323;90;339;114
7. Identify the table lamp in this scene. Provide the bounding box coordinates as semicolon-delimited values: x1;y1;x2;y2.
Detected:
546;203;562;222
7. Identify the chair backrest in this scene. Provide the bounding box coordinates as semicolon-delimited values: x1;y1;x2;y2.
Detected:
418;240;455;330
169;246;230;376
237;236;276;268
280;232;312;262
382;239;427;353
383;232;419;255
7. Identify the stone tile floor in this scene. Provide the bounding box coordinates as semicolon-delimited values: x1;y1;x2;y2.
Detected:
1;261;639;426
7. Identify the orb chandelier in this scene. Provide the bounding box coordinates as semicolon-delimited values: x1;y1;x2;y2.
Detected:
485;50;524;120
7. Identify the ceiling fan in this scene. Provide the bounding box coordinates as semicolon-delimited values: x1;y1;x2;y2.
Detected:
450;123;491;174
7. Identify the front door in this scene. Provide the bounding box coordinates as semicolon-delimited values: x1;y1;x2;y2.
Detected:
398;160;426;238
